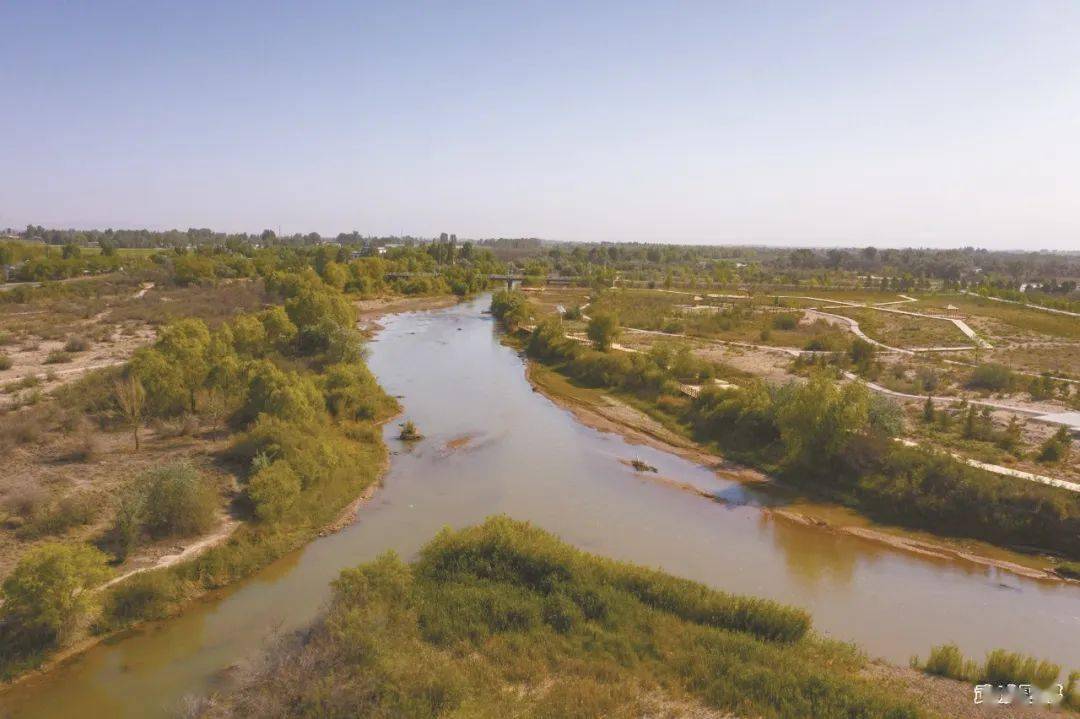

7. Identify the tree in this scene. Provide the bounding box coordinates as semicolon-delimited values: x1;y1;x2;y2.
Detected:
1;543;111;646
849;338;875;374
922;396;936;424
1037;427;1073;463
114;375;146;450
587;312;621;351
776;374;870;473
156;319;212;412
247;460;300;522
129;347;187;417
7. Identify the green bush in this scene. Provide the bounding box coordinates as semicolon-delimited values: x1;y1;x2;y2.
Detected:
100;570;181;627
0;352;12;370
44;350;73;364
967;363;1015;392
981;649;1061;689
140;462;217;539
247;460;301;522
915;643;975;681
0;543;111;648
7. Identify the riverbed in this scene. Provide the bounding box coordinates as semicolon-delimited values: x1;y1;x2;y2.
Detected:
3;294;1078;718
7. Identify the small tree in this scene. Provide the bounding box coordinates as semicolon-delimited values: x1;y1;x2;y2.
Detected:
1;543;111;646
849;338;875;374
114;375;146;450
922;396;935;424
1038;426;1073;464
587;312;621;351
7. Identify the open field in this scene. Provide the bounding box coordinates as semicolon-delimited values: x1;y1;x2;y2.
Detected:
825;306;973;349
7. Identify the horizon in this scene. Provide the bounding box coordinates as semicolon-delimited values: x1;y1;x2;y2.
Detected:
3;1;1079;249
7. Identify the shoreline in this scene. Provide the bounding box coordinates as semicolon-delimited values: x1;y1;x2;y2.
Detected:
524;358;1072;585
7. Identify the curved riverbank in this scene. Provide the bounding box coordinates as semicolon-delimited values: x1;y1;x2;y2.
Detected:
523;357;1071;584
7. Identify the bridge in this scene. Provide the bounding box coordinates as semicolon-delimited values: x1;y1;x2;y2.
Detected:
385;272;585;290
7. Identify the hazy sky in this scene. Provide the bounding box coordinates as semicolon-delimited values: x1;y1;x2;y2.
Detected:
2;1;1079;248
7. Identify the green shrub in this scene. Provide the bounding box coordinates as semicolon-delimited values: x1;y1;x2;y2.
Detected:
967;363;1015;392
915;643;975;681
771;313;799;330
140;462;217;539
247;460;301;522
0;543;111;647
100;570;181;627
0;352;11;370
980;648;1060;689
44;350;73;364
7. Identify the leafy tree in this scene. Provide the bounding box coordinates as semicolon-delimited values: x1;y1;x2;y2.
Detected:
1;543;110;646
922;396;935;424
776;374;870;472
321;261;348;291
247;460;301;522
238;360;323;426
285;285;354;332
231;313;268;356
157;319;212;411
114;375;146;450
129;347;187;417
490;290;532;331
259;306;299;349
587;312;620;351
849;338;875;373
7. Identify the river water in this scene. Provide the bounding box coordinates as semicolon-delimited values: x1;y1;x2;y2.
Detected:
3;295;1079;717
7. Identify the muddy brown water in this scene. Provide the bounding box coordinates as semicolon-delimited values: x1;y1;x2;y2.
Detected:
3;295;1079;717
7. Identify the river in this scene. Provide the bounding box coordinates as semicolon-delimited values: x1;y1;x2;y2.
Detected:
2;294;1079;717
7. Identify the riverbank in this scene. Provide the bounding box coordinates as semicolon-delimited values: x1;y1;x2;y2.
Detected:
1;295;421;690
524;358;1072;584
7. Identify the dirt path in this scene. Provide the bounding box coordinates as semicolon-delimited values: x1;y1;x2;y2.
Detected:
101;518;239;589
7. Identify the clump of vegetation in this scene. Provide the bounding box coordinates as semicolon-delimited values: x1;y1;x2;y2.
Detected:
1037;426;1073;464
586;311;621;351
108;462;217;559
629;458;657;472
199;517;924;719
0;543;111;673
966;362;1015;392
490;289;532;331
44;350;74;364
912;643;977;681
913;643;1067;691
398;420;422;441
0;351;12;370
63;335;90;353
1055;561;1080;580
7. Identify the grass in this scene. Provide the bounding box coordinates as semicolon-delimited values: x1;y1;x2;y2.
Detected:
198;517;928;719
828;306;970;348
914;643;1075;701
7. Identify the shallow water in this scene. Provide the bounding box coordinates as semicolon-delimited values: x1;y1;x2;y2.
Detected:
3;295;1079;717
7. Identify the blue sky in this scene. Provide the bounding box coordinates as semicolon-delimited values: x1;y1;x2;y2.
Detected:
2;1;1078;248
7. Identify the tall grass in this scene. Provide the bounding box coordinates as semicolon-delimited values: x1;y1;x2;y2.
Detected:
198;517;924;719
915;643;1069;691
